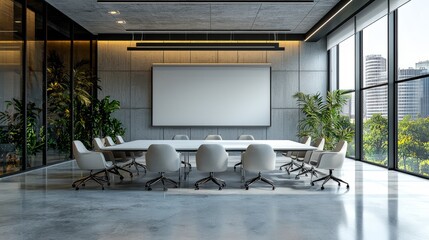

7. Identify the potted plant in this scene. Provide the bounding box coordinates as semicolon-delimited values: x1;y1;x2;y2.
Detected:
293;90;354;150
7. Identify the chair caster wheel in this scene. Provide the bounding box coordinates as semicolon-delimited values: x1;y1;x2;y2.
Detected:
233;167;236;172
218;187;222;190
321;186;325;190
75;187;79;190
245;187;249;190
130;173;133;178
272;186;275;190
338;183;341;186
195;187;199;190
222;183;226;187
174;185;178;188
163;188;167;191
279;167;282;170
311;182;314;186
295;176;300;180
120;176;124;180
147;187;152;191
72;184;76;188
107;182;111;186
346;185;350;189
101;187;105;190
82;183;85;187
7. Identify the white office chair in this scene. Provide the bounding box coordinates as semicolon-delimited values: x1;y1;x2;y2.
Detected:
310;140;349;190
280;136;311;174
233;134;255;171
291;138;325;178
195;144;228;190
145;144;181;191
93;138;133;179
205;134;222;140
72;140;113;190
242;144;276;190
172;134;192;170
115;135;146;174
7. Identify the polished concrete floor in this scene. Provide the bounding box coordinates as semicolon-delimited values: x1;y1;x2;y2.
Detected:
1;155;429;240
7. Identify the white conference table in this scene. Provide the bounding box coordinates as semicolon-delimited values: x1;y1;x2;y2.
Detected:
102;139;316;182
102;139;316;152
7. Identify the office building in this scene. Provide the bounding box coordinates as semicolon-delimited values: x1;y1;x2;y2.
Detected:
1;0;429;239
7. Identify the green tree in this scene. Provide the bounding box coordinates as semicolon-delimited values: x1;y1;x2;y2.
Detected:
398;115;429;173
363;114;388;164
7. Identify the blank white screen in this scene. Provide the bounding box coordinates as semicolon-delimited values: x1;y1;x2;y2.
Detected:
152;64;271;127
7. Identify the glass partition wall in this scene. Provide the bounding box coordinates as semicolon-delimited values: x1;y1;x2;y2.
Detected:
0;0;95;176
329;0;429;178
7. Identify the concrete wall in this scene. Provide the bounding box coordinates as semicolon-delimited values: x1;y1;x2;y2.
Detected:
97;39;327;141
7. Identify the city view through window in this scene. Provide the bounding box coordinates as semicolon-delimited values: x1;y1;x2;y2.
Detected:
337;0;429;176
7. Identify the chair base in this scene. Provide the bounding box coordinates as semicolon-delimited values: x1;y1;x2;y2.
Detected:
72;169;110;190
145;172;178;191
195;172;226;190
311;169;349;190
244;172;275;190
279;159;301;175
124;158;147;175
109;165;133;180
294;166;320;180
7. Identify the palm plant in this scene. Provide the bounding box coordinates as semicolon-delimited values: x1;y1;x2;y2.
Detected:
0;99;44;156
293;90;354;150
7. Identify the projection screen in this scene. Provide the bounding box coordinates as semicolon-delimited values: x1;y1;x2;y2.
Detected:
152;63;271;127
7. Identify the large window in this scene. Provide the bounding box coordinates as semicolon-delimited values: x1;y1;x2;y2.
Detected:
0;1;95;176
396;0;429;176
0;0;23;175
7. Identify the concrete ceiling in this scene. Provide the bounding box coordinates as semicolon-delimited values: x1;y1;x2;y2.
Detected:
45;0;340;35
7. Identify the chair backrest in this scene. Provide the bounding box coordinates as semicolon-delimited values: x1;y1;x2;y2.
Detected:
116;135;125;144
73;140;107;170
334;140;347;154
313;138;325;151
104;136;116;146
196;144;228;172
301;136;311;145
303;138;325;164
93;138;105;151
317;140;348;170
172;134;190;140
205;134;222;140
145;144;180;172
238;135;255;140
242;144;276;172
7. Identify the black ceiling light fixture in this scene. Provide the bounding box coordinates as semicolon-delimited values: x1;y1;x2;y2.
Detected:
98;0;313;2
127;42;285;51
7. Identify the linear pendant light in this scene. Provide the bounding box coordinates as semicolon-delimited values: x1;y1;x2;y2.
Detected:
127;42;285;51
99;0;313;3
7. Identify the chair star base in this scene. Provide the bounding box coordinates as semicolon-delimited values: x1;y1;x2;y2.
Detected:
145;172;178;191
72;169;110;190
124;159;147;175
244;172;275;190
195;172;226;190
279;158;301;175
311;169;349;190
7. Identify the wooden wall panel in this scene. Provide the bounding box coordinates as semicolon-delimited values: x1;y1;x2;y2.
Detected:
164;51;191;63
217;51;238;63
98;41;131;71
130;50;163;71
190;51;218;63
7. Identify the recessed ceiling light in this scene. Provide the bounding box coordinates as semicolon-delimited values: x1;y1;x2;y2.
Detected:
116;20;126;24
108;10;120;15
14;20;21;24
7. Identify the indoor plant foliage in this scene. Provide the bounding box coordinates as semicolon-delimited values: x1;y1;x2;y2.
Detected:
0;99;45;157
293;90;354;150
47;51;125;150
